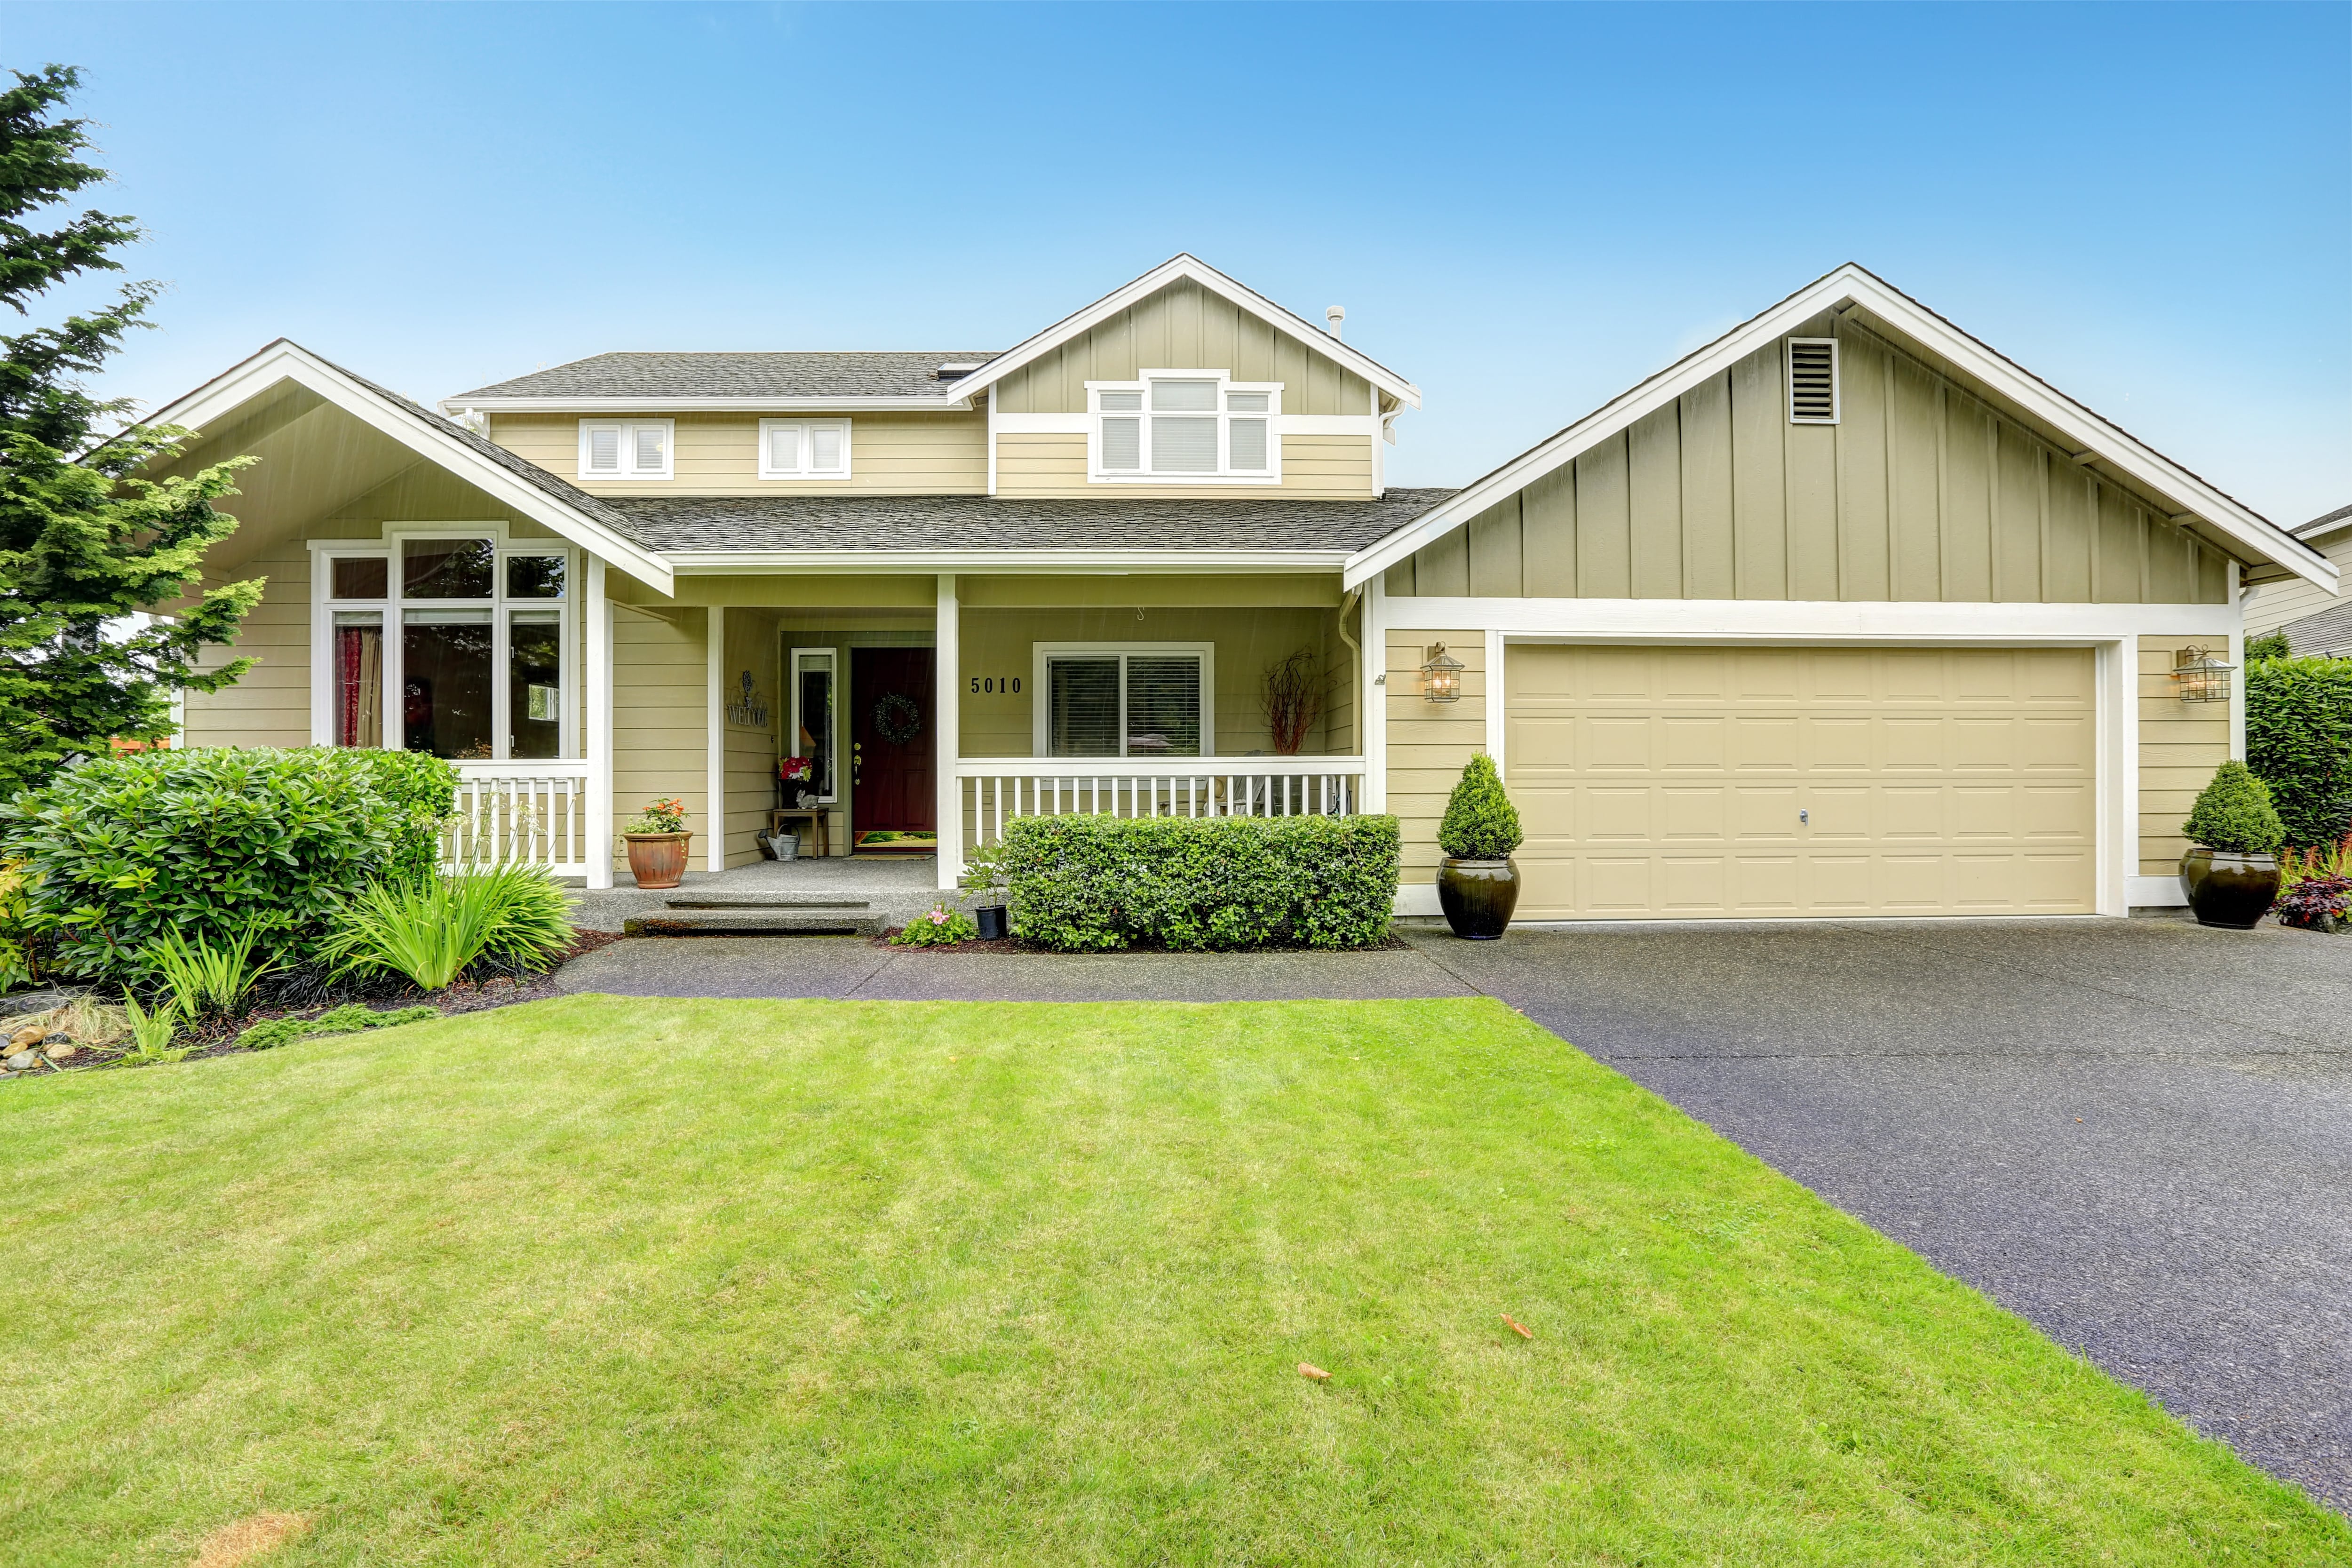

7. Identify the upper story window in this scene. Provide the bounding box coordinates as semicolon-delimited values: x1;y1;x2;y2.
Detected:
1089;372;1280;483
577;419;673;480
761;418;852;480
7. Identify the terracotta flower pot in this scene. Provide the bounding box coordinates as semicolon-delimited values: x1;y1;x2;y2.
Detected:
2179;847;2280;929
1437;857;1520;939
625;831;692;890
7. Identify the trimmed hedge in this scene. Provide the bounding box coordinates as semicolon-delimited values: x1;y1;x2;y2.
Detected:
999;814;1400;951
0;747;458;981
2247;655;2352;850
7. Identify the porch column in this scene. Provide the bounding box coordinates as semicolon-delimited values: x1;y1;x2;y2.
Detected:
706;604;726;874
586;556;614;891
1361;575;1388;812
936;573;961;891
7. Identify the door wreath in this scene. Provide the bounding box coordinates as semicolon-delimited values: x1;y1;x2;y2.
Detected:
872;692;923;745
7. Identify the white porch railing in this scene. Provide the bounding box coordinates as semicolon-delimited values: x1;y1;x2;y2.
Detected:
443;762;593;877
954;756;1367;849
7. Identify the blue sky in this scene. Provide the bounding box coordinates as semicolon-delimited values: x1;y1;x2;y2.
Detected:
7;1;2347;521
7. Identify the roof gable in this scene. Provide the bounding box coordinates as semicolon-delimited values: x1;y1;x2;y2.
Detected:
1345;265;2334;594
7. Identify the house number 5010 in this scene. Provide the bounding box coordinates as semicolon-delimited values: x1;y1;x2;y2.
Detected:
968;676;1022;694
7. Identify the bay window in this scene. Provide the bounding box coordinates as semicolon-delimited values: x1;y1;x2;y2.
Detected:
316;533;575;760
1033;645;1212;757
1090;373;1279;482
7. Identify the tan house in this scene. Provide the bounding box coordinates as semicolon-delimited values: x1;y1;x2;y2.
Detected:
2243;503;2352;653
159;257;2335;917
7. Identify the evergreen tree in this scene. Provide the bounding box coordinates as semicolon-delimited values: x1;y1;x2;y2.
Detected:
0;64;259;797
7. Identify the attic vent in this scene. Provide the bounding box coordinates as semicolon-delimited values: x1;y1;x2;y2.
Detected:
937;362;982;381
1787;338;1839;424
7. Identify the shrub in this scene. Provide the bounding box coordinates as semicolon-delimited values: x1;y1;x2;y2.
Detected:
2247;631;2292;661
2182;760;2286;856
890;905;978;947
0;858;38;993
2246;655;2352;848
0;748;446;982
1000;814;1399;952
352;750;460;884
1437;755;1522;860
321;862;575;992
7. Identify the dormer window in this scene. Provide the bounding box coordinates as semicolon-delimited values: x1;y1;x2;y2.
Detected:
760;418;852;480
577;419;672;480
1089;372;1280;483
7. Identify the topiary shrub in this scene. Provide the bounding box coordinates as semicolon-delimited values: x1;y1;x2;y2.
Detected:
0;748;450;982
2181;760;2287;857
1437;754;1522;860
999;814;1399;951
2246;654;2352;849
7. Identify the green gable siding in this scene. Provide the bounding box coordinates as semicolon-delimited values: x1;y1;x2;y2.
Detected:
1385;318;2230;605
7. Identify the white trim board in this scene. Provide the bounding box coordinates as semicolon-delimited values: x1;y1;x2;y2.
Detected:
667;549;1354;574
1342;264;2332;595
442;395;977;414
948;254;1421;410
1378;596;2239;639
146;338;675;594
2126;876;2190;908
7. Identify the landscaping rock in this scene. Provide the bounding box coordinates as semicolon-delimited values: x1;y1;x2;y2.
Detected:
8;1026;41;1050
5;1050;39;1073
43;1041;79;1061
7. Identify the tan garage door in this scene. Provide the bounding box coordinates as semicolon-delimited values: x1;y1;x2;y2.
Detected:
1504;645;2097;919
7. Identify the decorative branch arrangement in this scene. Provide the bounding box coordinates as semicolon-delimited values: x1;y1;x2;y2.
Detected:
1260;648;1324;756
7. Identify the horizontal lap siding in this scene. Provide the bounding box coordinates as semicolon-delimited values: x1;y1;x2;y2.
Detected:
183;541;311;749
723;609;781;868
612;606;709;873
2138;634;2233;875
1383;629;1486;884
993;431;1372;500
1387;318;2233;605
491;412;986;496
2244;533;2352;634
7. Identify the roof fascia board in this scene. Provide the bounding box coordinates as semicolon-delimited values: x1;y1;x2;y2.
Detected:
667;549;1349;575
1344;265;2335;595
439;394;976;414
952;255;1422;409
151;342;676;595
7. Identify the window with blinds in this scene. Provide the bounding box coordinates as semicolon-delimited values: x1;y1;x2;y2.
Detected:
577;420;674;479
1044;650;1207;757
761;418;853;479
1786;339;1840;424
1091;375;1278;480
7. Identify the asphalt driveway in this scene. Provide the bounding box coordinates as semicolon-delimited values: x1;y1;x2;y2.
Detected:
1411;916;2352;1512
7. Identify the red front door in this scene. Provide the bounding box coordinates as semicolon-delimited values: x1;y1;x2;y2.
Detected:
850;647;935;834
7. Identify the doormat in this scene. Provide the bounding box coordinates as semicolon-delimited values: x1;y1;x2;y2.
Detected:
854;830;938;853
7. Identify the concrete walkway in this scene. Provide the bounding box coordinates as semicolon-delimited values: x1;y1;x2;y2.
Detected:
550;913;2352;1511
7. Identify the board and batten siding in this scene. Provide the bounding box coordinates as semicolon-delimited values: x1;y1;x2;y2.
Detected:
2138;635;2233;877
1383;629;1486;886
1385;319;2230;606
611;605;710;873
992;430;1374;501
491;411;986;497
182;540;312;750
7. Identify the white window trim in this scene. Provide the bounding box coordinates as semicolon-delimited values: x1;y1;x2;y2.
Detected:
1785;337;1841;425
307;523;578;762
576;418;675;481
1086;370;1282;485
758;418;853;481
787;645;840;804
1029;641;1217;757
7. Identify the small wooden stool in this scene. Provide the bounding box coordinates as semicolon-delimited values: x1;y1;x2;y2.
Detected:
768;806;832;859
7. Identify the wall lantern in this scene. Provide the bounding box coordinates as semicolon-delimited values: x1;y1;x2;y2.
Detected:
1420;642;1464;704
2170;645;2235;703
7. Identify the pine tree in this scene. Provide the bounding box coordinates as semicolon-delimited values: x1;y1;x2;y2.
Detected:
0;64;259;797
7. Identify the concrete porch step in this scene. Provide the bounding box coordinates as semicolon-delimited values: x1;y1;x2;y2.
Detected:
624;908;885;937
663;896;871;910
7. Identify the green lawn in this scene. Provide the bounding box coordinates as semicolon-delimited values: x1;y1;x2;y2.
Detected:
0;995;2340;1565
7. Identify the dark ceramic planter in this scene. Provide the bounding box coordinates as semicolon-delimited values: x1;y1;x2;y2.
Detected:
2179;847;2280;929
1437;857;1520;939
974;903;1009;941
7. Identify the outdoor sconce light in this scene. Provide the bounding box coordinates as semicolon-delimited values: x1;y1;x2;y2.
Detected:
2170;645;2235;703
1421;642;1464;704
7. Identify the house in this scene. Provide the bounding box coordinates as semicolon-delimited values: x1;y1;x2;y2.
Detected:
156;257;2336;918
2243;503;2352;653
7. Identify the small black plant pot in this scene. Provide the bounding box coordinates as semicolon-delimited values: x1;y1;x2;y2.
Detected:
2179;848;2281;929
974;903;1009;941
1437;857;1520;939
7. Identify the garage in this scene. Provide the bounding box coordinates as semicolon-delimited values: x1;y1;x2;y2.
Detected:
1502;644;2098;919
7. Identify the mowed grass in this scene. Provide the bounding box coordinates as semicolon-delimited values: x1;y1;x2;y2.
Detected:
0;996;2340;1565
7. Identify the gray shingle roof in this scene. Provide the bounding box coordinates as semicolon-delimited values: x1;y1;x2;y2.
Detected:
605;489;1457;555
2295;501;2352;538
2276;598;2352;658
450;352;1004;402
